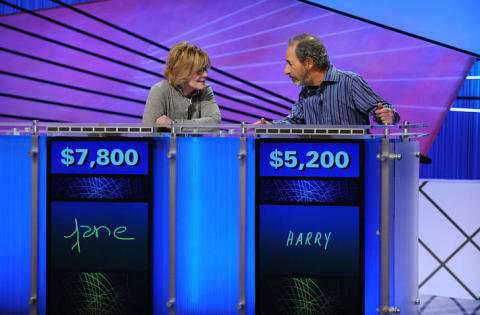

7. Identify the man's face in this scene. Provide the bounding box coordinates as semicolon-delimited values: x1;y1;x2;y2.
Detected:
284;44;308;86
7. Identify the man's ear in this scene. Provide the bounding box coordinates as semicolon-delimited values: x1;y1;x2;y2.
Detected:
303;57;314;70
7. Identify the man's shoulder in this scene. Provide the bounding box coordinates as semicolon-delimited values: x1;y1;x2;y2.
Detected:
335;68;362;81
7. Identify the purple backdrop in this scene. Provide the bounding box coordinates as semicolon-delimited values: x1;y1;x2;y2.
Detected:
0;0;474;153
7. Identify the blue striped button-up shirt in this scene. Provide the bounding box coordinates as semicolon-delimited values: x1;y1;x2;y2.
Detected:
273;64;400;125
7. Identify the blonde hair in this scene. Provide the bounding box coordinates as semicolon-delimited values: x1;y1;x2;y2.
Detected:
164;42;211;89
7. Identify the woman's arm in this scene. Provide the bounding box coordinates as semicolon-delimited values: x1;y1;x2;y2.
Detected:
142;83;167;124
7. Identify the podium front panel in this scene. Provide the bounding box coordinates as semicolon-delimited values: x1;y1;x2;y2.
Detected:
255;139;365;314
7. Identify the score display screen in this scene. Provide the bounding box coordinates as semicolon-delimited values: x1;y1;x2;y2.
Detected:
258;141;360;177
50;140;149;174
47;137;152;315
259;204;360;276
50;201;149;271
256;139;364;314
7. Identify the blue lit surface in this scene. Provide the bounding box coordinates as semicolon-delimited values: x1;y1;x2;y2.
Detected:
0;0;93;15
364;139;382;314
39;136;47;315
176;137;240;314
0;136;31;314
0;136;387;314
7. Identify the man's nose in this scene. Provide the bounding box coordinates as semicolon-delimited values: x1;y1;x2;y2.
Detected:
284;65;290;75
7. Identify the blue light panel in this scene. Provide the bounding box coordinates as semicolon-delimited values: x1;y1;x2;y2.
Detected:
0;136;31;314
176;137;240;314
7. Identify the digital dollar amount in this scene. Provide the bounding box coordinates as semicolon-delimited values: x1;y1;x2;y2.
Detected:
60;147;140;168
269;149;350;171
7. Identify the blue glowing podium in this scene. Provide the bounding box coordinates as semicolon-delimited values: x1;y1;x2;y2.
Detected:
0;122;425;315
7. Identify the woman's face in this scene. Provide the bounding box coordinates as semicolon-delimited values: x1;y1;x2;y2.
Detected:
184;68;208;94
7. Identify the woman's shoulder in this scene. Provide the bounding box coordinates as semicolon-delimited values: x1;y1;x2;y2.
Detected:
151;80;174;92
198;83;214;98
148;81;180;102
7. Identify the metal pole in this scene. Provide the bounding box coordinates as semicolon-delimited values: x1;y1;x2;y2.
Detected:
380;137;391;315
237;132;247;314
167;125;177;315
29;121;39;315
377;133;401;315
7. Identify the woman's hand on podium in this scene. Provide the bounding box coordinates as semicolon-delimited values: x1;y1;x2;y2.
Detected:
155;115;173;124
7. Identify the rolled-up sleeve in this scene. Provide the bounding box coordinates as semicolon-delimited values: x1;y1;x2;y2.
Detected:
272;100;305;124
351;75;400;124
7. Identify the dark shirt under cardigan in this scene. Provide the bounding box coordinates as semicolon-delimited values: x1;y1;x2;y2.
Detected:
273;64;400;125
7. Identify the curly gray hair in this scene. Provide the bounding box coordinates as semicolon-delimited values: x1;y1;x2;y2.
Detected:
287;33;330;70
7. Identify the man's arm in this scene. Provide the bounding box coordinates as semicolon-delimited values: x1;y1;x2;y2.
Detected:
272;99;306;125
351;75;400;124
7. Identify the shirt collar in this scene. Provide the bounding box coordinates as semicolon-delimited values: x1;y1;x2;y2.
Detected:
300;64;337;96
322;63;338;84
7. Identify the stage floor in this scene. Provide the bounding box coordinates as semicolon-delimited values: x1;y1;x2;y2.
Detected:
419;294;480;314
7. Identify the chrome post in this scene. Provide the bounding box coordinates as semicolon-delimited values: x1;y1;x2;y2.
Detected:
401;121;410;142
237;132;247;314
29;134;39;315
376;133;401;314
380;136;391;314
167;123;177;315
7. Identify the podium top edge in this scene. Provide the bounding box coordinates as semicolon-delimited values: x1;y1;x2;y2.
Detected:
0;122;429;139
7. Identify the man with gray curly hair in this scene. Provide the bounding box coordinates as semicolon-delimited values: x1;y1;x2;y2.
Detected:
258;33;399;125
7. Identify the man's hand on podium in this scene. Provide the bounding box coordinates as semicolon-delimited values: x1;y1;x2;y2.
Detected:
375;103;394;125
253;118;272;125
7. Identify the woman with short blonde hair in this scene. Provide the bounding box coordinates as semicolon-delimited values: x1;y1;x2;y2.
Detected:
142;42;221;124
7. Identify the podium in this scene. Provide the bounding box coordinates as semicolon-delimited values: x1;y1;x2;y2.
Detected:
0;122;425;315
